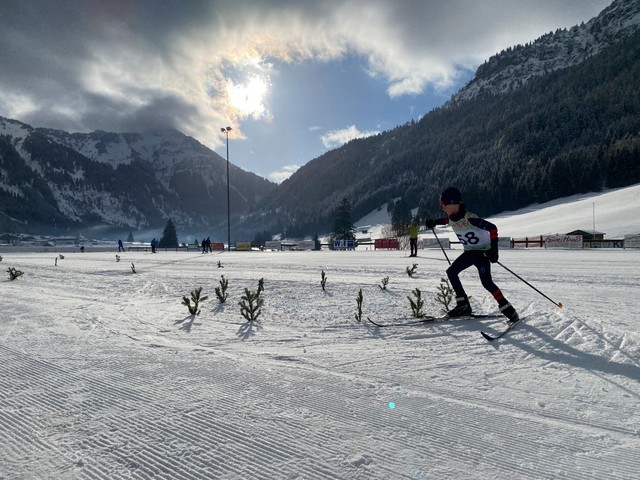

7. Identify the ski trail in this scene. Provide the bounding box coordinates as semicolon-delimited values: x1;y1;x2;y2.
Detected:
0;343;415;479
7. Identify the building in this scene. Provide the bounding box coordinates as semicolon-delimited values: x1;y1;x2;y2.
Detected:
566;230;605;241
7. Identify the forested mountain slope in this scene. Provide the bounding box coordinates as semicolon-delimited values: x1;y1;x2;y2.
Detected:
248;10;640;238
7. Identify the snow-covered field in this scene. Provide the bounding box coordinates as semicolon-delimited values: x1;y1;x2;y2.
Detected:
2;185;640;479
2;245;639;479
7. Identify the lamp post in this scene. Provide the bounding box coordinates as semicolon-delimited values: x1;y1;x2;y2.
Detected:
220;126;232;251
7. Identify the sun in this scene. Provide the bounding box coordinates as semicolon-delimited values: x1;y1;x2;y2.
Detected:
227;74;270;120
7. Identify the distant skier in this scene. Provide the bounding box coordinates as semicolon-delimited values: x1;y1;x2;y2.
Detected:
406;221;419;257
424;187;519;324
150;237;158;253
117;239;125;252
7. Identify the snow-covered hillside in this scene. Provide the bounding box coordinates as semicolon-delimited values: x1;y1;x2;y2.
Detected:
1;189;639;478
357;183;640;242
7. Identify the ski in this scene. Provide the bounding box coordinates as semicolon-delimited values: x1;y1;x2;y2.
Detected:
367;317;434;327
367;314;498;328
481;320;520;341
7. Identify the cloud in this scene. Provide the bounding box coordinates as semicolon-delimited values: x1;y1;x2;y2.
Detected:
321;125;380;149
0;0;613;152
269;164;300;183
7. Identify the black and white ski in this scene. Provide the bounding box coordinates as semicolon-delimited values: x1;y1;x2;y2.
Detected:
367;314;498;328
481;320;520;341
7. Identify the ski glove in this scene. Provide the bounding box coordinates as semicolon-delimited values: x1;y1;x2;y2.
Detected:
425;219;436;229
484;246;499;263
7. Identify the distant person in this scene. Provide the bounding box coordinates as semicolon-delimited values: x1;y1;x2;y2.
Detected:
117;239;125;252
206;236;212;252
201;237;207;254
150;237;158;253
80;245;85;253
424;187;519;324
406;221;419;257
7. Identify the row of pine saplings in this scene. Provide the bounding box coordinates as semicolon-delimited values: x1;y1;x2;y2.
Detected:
182;266;454;324
3;254;451;323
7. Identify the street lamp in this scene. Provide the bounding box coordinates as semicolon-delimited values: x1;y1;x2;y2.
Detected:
220;126;232;252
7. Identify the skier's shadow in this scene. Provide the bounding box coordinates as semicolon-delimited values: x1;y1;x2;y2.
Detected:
508;324;640;397
364;320;385;338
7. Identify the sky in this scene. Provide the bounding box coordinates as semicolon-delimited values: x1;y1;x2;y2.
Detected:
0;0;614;183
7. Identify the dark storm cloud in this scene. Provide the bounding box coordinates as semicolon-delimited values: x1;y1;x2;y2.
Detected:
0;0;217;133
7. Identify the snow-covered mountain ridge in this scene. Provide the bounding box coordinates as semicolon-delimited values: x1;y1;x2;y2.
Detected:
453;0;640;103
0;117;275;235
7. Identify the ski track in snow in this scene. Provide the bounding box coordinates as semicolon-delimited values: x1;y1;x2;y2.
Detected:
1;249;639;479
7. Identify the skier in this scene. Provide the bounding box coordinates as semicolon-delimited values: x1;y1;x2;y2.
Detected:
150;237;157;253
424;187;519;324
117;239;125;252
406;221;419;257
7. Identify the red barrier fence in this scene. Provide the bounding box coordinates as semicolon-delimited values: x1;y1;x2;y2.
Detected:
375;238;399;250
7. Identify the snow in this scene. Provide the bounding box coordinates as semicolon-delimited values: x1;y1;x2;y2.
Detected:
489;185;640;238
359;184;640;244
0;117;32;140
2;189;640;479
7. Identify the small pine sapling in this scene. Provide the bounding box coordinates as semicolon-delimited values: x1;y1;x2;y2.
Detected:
257;278;264;295
130;262;136;273
379;276;389;290
115;254;121;262
182;287;208;316
217;260;224;268
239;287;263;322
435;277;453;314
0;255;3;262
7;267;24;281
320;270;327;291
215;275;229;303
408;288;426;318
54;257;58;266
354;288;364;322
406;263;418;277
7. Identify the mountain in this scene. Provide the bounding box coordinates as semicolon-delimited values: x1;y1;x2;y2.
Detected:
242;0;640;239
453;0;640;103
3;0;639;242
0;118;275;237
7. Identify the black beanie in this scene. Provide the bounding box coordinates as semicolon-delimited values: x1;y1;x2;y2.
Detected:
440;187;462;205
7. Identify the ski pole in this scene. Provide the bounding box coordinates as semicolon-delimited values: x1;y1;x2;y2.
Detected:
497;261;563;309
430;227;451;265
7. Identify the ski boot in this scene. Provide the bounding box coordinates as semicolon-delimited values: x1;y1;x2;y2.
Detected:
448;297;472;317
499;300;520;324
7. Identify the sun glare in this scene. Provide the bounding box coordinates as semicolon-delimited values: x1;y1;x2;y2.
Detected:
227;75;270;119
